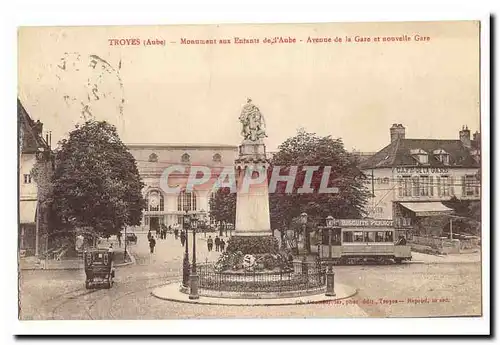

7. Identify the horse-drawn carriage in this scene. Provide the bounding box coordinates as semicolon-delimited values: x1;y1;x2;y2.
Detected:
84;248;115;289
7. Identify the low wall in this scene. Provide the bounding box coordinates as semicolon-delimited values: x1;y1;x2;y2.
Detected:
411;235;479;254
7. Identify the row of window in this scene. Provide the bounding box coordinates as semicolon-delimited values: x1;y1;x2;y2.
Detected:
148;152;222;163
397;175;479;198
410;149;450;165
343;231;394;243
144;190;198;212
320;230;412;245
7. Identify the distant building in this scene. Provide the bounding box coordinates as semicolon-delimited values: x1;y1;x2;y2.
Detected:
352;150;376;163
127;143;239;231
359;124;480;236
19;99;51;256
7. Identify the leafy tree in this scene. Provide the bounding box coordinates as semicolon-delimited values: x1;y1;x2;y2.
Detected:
442;196;481;236
269;130;371;250
209;187;236;236
47;120;146;241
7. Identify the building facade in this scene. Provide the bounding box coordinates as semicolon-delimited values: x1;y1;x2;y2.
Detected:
19;99;51;256
127;143;239;231
359;124;480;235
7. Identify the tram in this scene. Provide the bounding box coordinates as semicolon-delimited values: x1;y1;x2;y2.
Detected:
317;219;412;264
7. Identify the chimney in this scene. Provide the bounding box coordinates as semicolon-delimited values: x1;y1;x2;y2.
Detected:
390;123;405;143
34;120;43;137
473;131;480;145
459;125;471;149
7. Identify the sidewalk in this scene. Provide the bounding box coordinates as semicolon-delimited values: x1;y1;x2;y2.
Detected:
411;251;481;264
19;236;134;270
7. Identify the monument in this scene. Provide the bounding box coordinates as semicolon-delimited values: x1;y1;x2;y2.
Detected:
217;99;282;269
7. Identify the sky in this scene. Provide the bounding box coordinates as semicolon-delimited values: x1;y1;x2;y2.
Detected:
18;21;480;152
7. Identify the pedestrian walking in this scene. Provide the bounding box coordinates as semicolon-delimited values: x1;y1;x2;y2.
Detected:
207;236;214;252
117;232;122;248
149;237;156;254
147;230;152;241
220;238;226;252
174;228;179;240
180;230;186;247
108;243;114;261
156;228;160;239
215;236;220;252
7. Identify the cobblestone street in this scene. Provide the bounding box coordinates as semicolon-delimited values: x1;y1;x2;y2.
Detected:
19;232;482;320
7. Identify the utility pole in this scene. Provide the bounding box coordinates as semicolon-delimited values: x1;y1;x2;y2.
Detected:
371;168;375;197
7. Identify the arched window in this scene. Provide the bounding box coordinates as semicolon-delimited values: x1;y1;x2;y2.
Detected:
177;190;197;211
146;190;164;211
213;153;222;163
181;153;190;163
148;153;158;162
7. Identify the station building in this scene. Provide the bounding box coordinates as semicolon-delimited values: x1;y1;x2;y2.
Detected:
126;143;239;231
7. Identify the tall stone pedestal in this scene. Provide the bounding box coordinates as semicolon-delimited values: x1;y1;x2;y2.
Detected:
228;140;277;254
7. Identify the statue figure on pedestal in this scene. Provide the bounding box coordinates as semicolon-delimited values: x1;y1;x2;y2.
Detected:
239;98;267;141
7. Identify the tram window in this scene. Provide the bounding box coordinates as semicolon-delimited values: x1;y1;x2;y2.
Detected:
353;232;364;242
375;232;385;242
332;229;341;245
385;231;394;242
322;230;329;245
343;231;353;243
364;231;376;242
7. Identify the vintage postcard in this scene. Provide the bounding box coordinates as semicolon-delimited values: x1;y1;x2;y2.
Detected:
17;20;488;332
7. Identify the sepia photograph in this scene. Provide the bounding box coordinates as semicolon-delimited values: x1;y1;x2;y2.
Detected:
15;18;489;334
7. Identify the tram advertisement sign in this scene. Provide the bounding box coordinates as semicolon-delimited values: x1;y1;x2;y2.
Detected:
335;219;394;228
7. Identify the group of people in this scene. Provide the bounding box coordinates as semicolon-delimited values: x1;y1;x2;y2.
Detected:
206;235;226;252
155;225;171;240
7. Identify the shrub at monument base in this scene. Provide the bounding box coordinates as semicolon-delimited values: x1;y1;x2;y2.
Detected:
226;235;279;255
214;250;293;272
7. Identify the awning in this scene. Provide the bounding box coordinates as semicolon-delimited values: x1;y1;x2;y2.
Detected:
399;202;453;217
20;200;37;224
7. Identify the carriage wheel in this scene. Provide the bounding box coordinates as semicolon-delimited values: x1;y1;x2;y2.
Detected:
395;258;403;264
85;280;91;289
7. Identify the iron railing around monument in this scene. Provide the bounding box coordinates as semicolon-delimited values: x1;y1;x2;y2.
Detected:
198;261;326;293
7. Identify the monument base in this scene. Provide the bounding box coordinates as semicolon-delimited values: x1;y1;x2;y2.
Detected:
226;235;279;255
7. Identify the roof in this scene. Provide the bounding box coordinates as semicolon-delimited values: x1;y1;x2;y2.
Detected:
126;143;238;150
18;99;49;154
359;138;479;170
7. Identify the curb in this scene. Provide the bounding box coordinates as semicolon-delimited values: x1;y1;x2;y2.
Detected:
151;281;358;306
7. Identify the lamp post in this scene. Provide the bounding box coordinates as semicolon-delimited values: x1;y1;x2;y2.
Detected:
325;215;336;297
182;210;190;288
189;213;200;299
300;212;309;275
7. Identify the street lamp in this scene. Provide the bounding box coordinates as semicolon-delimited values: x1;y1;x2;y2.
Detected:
325;215;336;297
189;213;200;300
300;212;309;275
182;210;191;288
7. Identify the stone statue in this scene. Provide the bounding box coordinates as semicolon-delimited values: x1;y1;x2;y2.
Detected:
239;98;267;141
